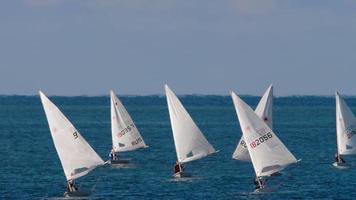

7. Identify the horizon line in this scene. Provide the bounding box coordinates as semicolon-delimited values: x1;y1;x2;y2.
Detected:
0;93;352;98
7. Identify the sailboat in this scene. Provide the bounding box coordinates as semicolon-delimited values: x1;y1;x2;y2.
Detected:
334;92;356;168
165;85;217;178
232;85;273;161
39;91;104;197
109;90;148;164
231;91;298;191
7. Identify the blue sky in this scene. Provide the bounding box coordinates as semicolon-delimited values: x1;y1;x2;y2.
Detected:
1;0;356;96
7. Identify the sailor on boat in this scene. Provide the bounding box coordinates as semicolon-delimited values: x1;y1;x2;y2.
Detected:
66;180;78;193
109;148;118;161
335;153;346;164
254;177;265;190
174;161;184;174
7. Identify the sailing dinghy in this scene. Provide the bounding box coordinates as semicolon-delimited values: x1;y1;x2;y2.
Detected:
231;91;298;192
39;91;104;197
334;92;356;168
109;90;148;164
232;85;273;162
165;85;217;178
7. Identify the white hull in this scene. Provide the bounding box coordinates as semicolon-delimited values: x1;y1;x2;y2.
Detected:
333;162;350;169
173;172;192;178
268;171;282;177
253;186;276;194
64;190;90;197
109;159;130;165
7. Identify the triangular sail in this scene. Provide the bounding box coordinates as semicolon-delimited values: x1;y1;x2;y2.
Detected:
111;90;147;152
165;85;216;163
39;91;104;181
336;92;356;155
233;85;273;161
231;92;297;177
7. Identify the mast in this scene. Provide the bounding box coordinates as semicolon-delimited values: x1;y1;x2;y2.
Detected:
110;92;120;157
336;92;341;162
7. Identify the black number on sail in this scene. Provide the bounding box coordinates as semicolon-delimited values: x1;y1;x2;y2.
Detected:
250;132;273;149
73;131;78;139
131;137;143;146
117;123;136;138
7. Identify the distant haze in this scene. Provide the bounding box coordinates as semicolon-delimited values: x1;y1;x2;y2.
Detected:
1;0;356;96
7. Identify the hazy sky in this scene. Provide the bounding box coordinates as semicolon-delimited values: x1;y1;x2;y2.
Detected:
1;0;356;96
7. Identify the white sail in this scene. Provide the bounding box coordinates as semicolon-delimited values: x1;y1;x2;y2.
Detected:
231;91;297;177
110;90;147;152
39;91;104;181
254;85;273;129
233;85;273;161
165;85;216;163
336;92;356;155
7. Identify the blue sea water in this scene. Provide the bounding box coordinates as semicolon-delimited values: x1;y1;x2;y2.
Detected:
0;95;355;199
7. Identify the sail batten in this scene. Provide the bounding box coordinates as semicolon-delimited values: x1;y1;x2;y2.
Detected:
233;85;273;161
39;91;104;181
231;91;297;177
165;85;216;163
110;90;147;152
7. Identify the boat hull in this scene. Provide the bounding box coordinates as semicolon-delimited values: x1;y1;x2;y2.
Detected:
268;171;282;177
253;186;276;194
173;172;192;178
64;190;90;197
333;162;350;169
109;159;130;165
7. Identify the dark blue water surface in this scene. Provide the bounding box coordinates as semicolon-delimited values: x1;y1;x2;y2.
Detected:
0;95;355;199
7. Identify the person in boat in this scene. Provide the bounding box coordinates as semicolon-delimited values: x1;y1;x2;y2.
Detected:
109;148;118;161
174;161;184;174
254;177;265;190
335;153;345;164
66;180;78;192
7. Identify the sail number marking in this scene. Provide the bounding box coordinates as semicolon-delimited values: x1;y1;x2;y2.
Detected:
240;140;247;148
131;137;143;146
73;131;78;139
250;132;273;149
117;123;136;138
345;126;356;139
